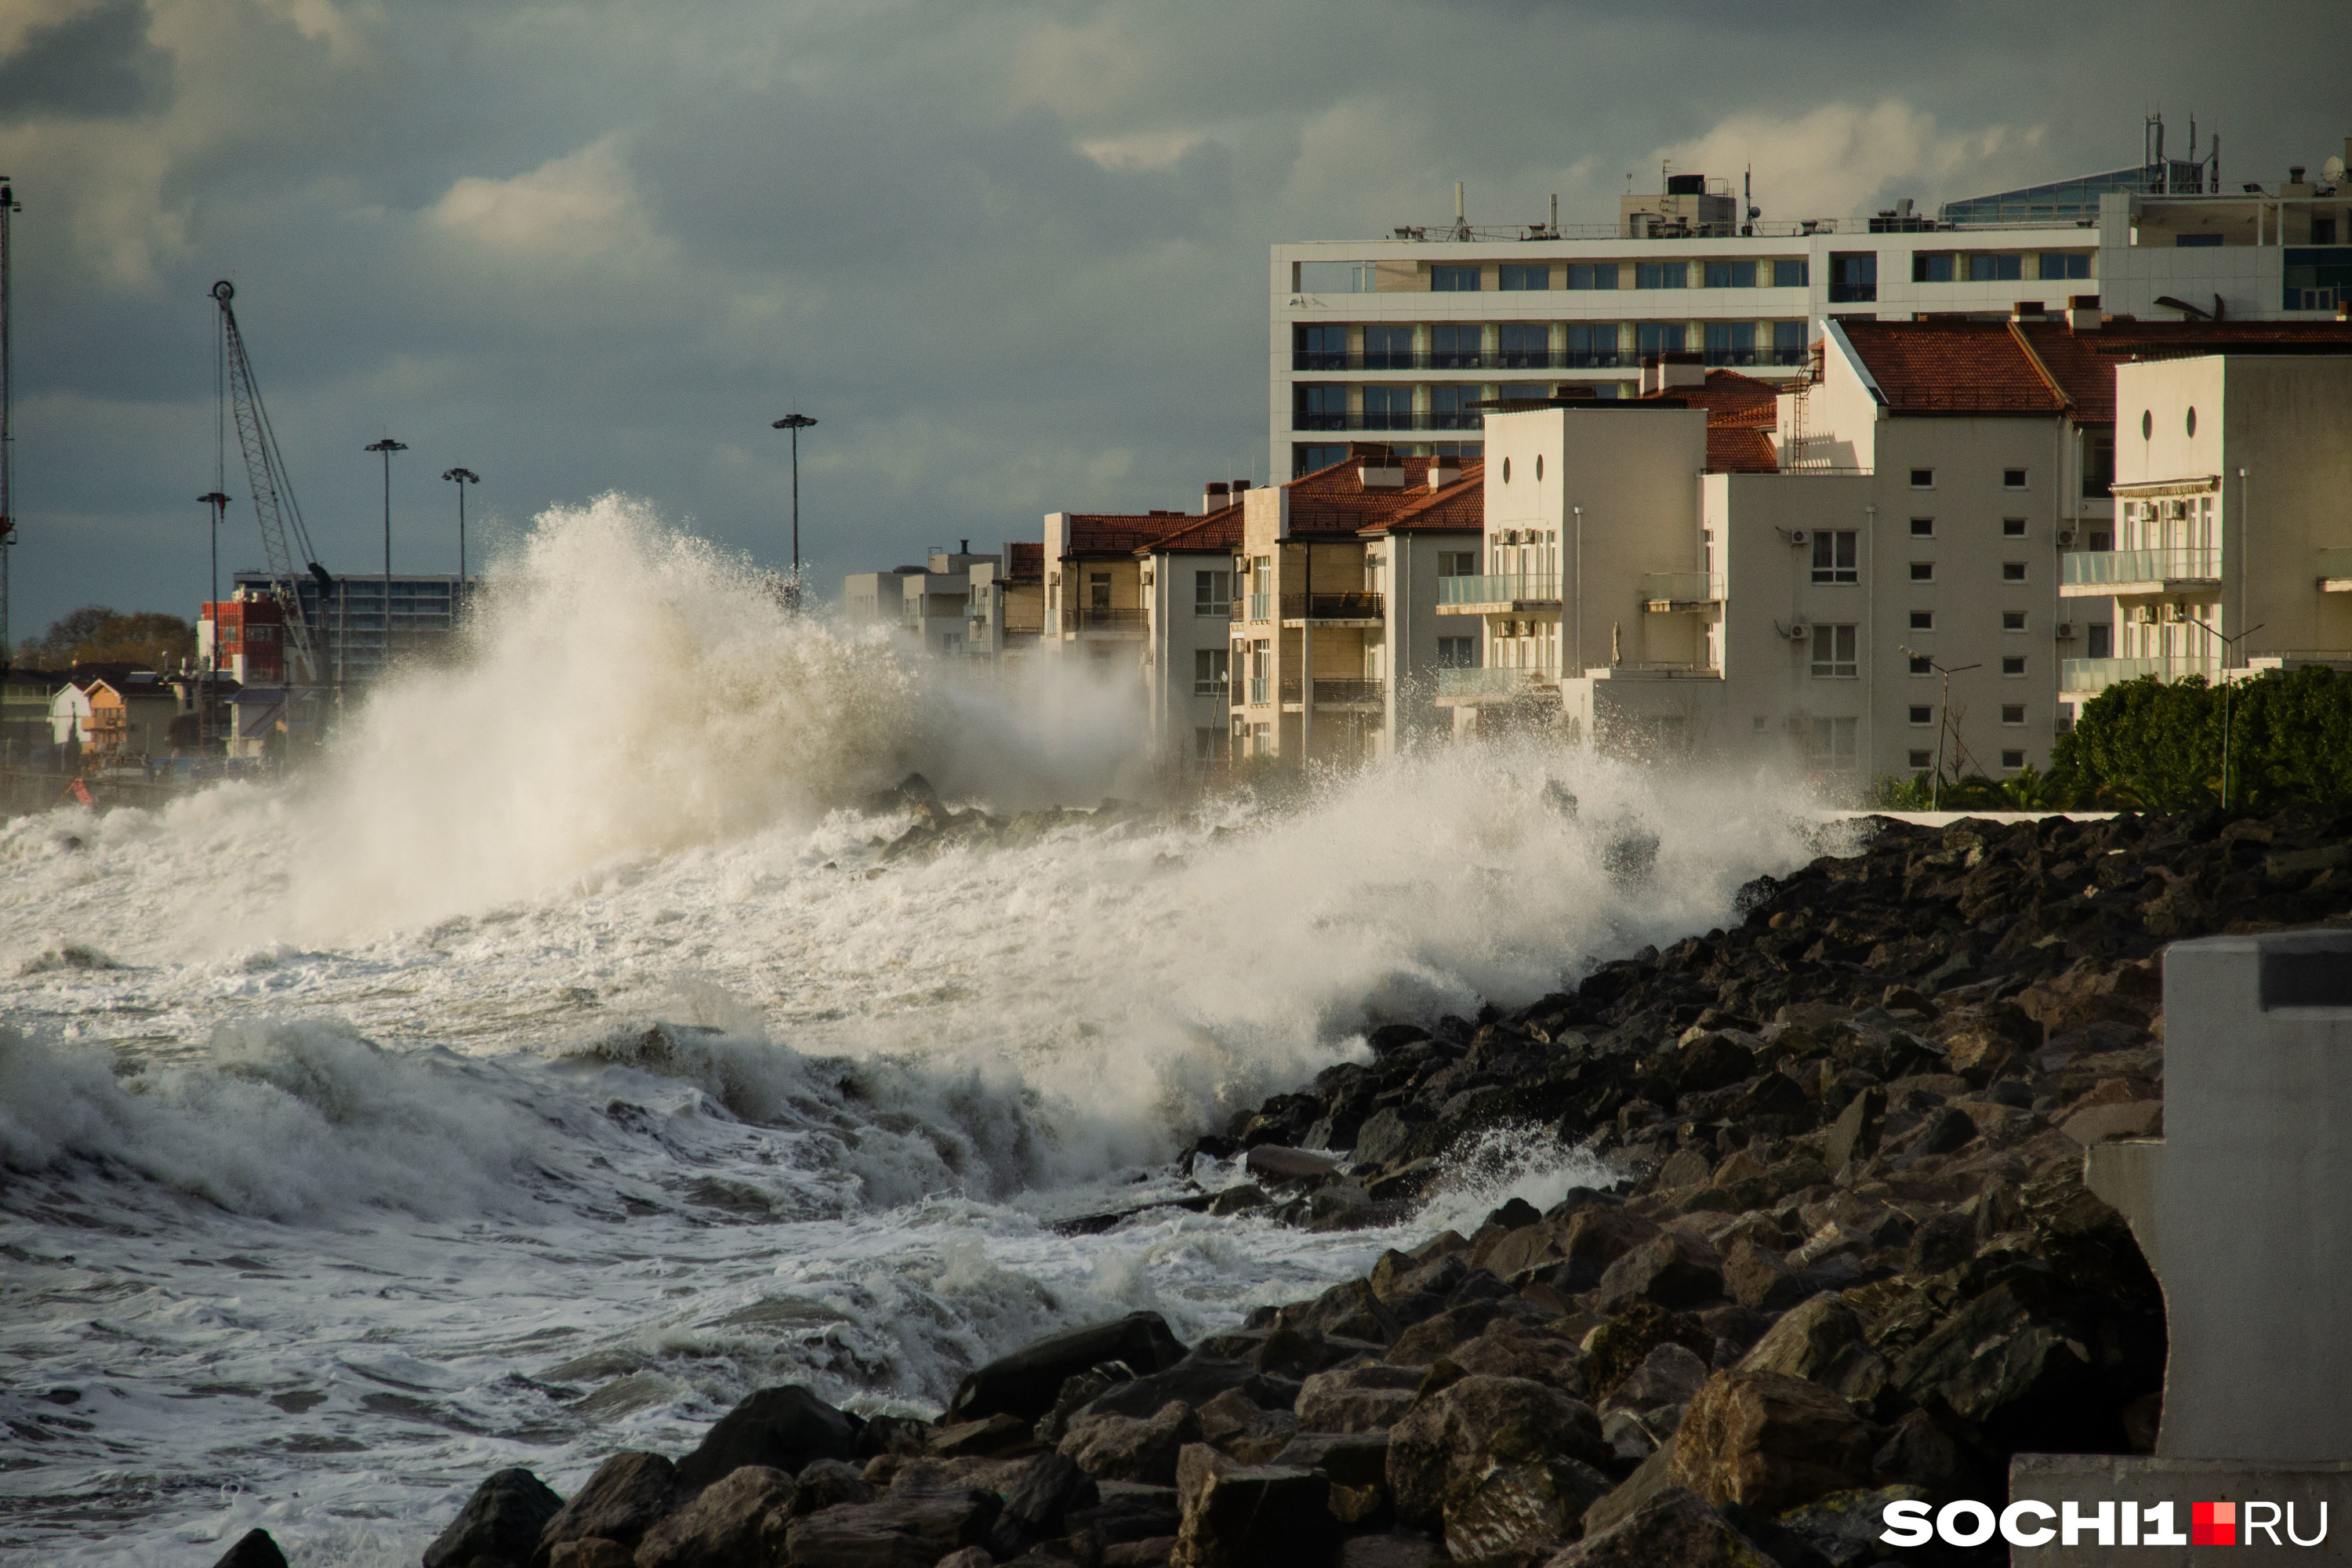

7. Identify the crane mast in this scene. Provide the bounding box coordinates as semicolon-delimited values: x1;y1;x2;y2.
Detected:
209;280;325;689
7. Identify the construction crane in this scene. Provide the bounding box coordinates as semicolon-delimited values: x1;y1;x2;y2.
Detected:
209;280;328;694
1;176;19;671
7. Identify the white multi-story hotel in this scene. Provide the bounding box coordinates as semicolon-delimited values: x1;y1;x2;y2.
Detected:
1269;128;2352;482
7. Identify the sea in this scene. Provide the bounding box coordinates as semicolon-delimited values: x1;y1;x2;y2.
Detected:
0;495;1831;1563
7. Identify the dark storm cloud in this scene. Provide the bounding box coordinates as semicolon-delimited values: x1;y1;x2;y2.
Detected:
0;0;2342;641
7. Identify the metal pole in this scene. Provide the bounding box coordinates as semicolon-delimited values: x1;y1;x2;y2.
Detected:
366;438;405;674
0;178;16;673
198;492;229;753
771;413;818;608
441;467;478;619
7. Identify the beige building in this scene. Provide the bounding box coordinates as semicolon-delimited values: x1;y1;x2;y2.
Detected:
1137;495;1247;782
842;544;1004;657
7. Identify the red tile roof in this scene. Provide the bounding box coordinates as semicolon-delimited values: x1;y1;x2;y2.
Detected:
1636;371;1784;473
1359;462;1486;535
1287;452;1486;535
1638;368;1780;419
1138;506;1245;555
1708;423;1780;474
1004;541;1044;579
2020;318;2352;424
1061;510;1200;557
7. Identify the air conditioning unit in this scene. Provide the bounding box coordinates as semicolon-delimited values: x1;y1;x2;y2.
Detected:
2055;622;2077;640
2057;528;2076;546
1784;619;1811;641
2161;602;2187;623
1788;529;1810;546
2131;604;2157;625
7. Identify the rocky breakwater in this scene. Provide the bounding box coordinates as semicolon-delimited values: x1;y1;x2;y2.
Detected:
235;804;2351;1568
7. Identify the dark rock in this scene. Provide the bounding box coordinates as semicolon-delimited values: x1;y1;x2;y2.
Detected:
210;1530;288;1568
1271;1431;1390;1488
1557;1206;1663;1291
1451;1323;1587;1396
929;1410;1035;1457
792;1457;879;1515
1541;1484;1777;1566
1905;1210;1977;1276
543;1541;630;1568
1595;1231;1726;1312
1274;1278;1400;1345
1385;1300;1504;1365
1172;1462;1335;1566
1602;1343;1710;1413
1245;1145;1344;1183
1059;1400;1202;1485
1072;1352;1301;1424
633;1465;792;1568
1821;1088;1886;1171
1771;1485;1934;1568
948;1312;1188;1425
423;1468;565;1568
1206;1184;1269;1217
1386;1374;1610;1541
673;1385;862;1493
534;1451;673;1560
855;1414;935;1460
986;1450;1099;1556
1583;1304;1713;1403
1871;1408;1980;1502
1069;1478;1182;1544
1668;1370;1875;1514
1294;1365;1421;1433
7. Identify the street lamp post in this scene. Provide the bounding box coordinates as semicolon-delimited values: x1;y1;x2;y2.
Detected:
771;412;817;609
365;438;406;672
198;490;230;754
1901;646;1980;811
441;466;479;615
2189;617;2266;811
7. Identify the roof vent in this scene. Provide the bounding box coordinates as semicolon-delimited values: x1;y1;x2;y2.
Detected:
1203;481;1231;515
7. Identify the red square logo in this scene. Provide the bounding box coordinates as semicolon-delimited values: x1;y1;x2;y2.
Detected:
2193;1501;2236;1545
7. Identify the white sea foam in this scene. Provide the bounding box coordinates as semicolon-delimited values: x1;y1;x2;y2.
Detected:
0;494;1828;1561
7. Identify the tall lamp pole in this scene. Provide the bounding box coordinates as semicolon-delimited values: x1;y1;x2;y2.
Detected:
365;438;406;671
771;412;817;608
1901;647;1980;811
198;490;230;753
2189;617;2265;811
441;466;478;614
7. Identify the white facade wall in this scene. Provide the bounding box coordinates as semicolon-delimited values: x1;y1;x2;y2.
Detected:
1142;549;1240;777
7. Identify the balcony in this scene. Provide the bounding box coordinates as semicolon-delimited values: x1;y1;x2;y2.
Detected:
1700;346;1809;368
2060;655;2221;695
1828;282;1878;303
2060;546;2223;596
1641;572;1725;611
1072;606;1148;632
2319;546;2352;591
1279;676;1386;707
1292;348;1630;372
1435;667;1554;703
1436;573;1563;614
1293;410;1486;434
1281;591;1384;623
1192;679;1229;699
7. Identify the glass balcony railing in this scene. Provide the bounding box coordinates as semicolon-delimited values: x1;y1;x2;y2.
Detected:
1437;573;1560;606
2060;655;2220;693
2060;546;2222;587
1436;667;1550;699
1641;572;1725;605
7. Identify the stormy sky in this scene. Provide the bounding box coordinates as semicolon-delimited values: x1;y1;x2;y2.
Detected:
2;0;2342;637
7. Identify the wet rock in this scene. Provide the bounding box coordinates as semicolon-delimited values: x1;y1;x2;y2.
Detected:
1069;1478;1183;1545
543;1541;629;1568
633;1465;792;1568
1245;1145;1343;1183
783;1468;1004;1567
1582;1305;1713;1403
1668;1370;1875;1515
211;1530;287;1568
791;1457;879;1515
1294;1365;1422;1433
1595;1231;1725;1312
928;1411;1035;1458
1270;1431;1390;1488
1386;1373;1610;1549
1871;1409;1980;1502
673;1385;862;1493
1450;1323;1587;1396
1072;1352;1300;1425
1205;1184;1269;1217
985;1450;1098;1556
1601;1342;1710;1414
1171;1462;1334;1567
949;1312;1188;1425
423;1468;565;1568
1721;1239;1802;1312
1773;1485;1933;1567
533;1451;673;1561
1275;1278;1402;1345
1060;1400;1203;1485
1540;1484;1777;1567
1557;1207;1661;1291
1386;1300;1504;1365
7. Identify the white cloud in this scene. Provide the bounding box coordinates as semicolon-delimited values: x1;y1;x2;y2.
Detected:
1076;129;1207;171
428;135;660;263
1655;100;2048;222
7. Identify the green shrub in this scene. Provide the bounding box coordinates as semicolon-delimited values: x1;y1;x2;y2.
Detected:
2051;666;2352;811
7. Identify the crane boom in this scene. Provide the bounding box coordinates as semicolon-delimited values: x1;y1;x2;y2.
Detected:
210;280;324;687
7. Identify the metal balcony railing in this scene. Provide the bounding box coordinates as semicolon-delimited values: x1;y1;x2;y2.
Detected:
1437;573;1560;607
1436;667;1549;699
1278;676;1386;704
1292;410;1486;433
1281;591;1384;620
1073;606;1148;630
1642;572;1726;606
1700;346;1809;367
2060;655;2222;694
2060;546;2223;587
1291;348;1642;372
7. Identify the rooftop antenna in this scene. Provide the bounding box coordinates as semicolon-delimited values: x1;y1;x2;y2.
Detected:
1743;165;1758;235
1452;180;1468;241
1549;193;1558;235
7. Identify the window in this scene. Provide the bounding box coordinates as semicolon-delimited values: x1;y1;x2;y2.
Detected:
1909;611;1933;631
1704;260;1757;289
1704;321;1756;361
1193;648;1230;696
1294;323;1345;368
1437;636;1477;668
2002;470;2027;490
1773;259;1809;288
1806;717;1858;771
1968;253;2024;281
2002;561;2027;582
2083;431;2115;499
2002;656;2026;677
1430;324;1481;367
1294;443;1348;476
1828;252;1877;303
2040;252;2092;280
2003;611;2027;631
1498;263;1552;291
2002;517;2027;537
1248;640;1270;704
1432;264;1482;291
1195;570;1230;616
1810;531;1858;584
1909;706;1933;725
1907;750;1933;769
2314;218;2339;246
1809;623;1858;677
1634;261;1689;289
1913;253;1956;283
1363;324;1414;368
1910;561;1934;582
1773;320;1806;356
1566;323;1618;365
1295;385;1348;431
1439;550;1478;577
1635;321;1687;355
1566;263;1619;290
2088;624;2113;659
1910;468;1934;488
1088;572;1111;611
2176;233;2223;249
1364;386;1414;430
1908;655;1933;675
2001;749;2026;770
2001;705;2026;725
1497;322;1549;367
1429;386;1479;429
1251;721;1271;753
1249;559;1271;620
1910;517;1934;537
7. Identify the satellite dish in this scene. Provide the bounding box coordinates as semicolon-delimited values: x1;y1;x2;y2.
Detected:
2325;155;2347;184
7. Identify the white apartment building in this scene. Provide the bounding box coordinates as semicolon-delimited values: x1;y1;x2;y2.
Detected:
1137;498;1246;782
842;543;1001;656
1271;129;2352;483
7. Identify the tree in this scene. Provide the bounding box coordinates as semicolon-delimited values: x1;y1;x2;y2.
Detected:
16;605;197;672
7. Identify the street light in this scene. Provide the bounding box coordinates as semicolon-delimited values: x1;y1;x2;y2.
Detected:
441;466;479;613
1900;646;1980;811
198;490;230;753
365;437;406;671
771;412;817;609
2187;617;2266;811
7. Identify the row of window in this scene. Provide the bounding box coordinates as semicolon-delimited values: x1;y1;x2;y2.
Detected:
1909;703;2031;727
1430;260;1812;292
1904;467;2031;489
1906;746;2033;771
1911;252;2093;282
1807;622;2037;677
1809;530;2032;585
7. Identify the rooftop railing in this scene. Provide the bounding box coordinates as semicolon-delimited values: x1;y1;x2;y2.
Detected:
1437;573;1561;607
2060;546;2223;587
1072;606;1148;630
1281;591;1385;620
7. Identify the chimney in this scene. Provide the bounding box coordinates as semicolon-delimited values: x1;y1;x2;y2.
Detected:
1203;481;1230;514
2068;293;2103;332
1650;351;1704;392
2010;300;2047;321
1428;455;1462;489
959;539;970;554
1230;479;1250;496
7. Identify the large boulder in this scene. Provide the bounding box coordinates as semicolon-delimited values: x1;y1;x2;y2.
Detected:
1668;1370;1875;1515
423;1468;564;1568
986;1451;1099;1555
1071;1352;1300;1424
673;1385;862;1492
1294;1366;1422;1433
210;1531;287;1568
1451;1324;1586;1396
1595;1232;1725;1312
1059;1400;1203;1485
632;1465;792;1568
1172;1463;1336;1566
1601;1343;1709;1414
1733;1294;1887;1407
1720;1240;1802;1312
532;1451;673;1563
948;1311;1188;1425
782;1469;1004;1568
1276;1279;1402;1345
1882;1274;2114;1454
1538;1485;1778;1566
1387;1374;1612;1559
1581;1305;1712;1403
1557;1207;1661;1291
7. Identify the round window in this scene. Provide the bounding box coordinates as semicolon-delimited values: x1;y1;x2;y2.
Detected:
1502;457;1512;482
2141;409;2153;440
1536;455;1544;481
2186;407;2198;437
